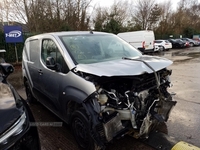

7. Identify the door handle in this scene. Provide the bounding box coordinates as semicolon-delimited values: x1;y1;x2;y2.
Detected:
38;69;43;75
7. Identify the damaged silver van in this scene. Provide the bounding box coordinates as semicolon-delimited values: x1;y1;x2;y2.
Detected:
22;31;176;150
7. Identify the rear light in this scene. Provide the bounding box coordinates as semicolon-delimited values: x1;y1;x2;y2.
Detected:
142;41;145;48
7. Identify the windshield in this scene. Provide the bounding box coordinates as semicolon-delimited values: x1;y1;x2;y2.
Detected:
59;34;142;64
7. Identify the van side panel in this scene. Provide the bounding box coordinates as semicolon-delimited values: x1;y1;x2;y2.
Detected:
22;39;41;89
144;31;154;50
117;30;155;52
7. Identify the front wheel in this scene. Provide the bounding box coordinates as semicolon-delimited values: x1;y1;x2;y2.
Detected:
71;110;96;150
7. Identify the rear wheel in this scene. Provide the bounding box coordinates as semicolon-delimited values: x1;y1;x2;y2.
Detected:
71;110;96;150
161;46;165;51
24;80;37;103
190;42;194;47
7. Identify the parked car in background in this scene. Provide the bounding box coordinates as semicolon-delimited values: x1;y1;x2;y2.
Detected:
168;39;186;48
176;39;190;47
155;40;172;51
0;62;40;150
154;44;163;52
180;38;199;46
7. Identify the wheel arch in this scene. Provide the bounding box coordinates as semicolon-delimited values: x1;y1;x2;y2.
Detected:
61;86;96;122
64;94;106;149
65;99;83;124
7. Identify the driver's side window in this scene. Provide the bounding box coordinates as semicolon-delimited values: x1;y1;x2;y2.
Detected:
41;39;69;73
107;41;125;56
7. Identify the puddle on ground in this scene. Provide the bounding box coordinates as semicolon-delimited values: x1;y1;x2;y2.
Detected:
154;50;200;63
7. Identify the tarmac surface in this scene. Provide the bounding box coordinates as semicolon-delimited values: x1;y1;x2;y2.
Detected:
160;48;200;147
7;46;200;149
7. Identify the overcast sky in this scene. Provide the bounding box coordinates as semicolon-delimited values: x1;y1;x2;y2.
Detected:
91;0;180;10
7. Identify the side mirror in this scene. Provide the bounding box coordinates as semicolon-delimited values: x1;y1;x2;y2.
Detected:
46;57;61;72
0;63;14;79
46;57;56;67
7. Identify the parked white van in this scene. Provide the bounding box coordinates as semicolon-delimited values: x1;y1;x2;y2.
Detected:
117;30;155;53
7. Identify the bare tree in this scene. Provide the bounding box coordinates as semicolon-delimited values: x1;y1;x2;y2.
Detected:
1;0;200;38
148;4;162;30
155;0;173;37
110;0;130;26
0;0;12;24
93;0;130;33
1;0;93;32
170;0;197;35
132;0;156;30
0;2;4;24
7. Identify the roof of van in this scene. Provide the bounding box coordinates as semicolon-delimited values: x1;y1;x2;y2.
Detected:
0;50;6;53
117;30;153;35
26;31;112;40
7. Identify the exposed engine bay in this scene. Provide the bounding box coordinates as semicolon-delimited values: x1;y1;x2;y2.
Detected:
78;67;177;143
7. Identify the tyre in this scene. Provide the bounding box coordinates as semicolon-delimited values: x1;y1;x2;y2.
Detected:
24;80;37;103
161;46;165;51
71;110;96;150
190;42;194;47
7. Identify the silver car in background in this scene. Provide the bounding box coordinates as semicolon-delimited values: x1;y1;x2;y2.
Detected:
180;38;199;47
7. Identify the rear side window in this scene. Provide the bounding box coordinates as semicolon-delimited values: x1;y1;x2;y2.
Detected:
41;39;69;73
26;39;39;62
155;40;162;43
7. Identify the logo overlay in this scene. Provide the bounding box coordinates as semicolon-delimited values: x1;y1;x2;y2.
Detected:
5;30;22;38
3;26;23;43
